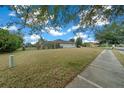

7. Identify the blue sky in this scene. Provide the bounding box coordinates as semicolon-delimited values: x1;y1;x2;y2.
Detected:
0;6;96;44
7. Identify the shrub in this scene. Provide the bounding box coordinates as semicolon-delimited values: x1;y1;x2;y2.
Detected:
0;29;23;53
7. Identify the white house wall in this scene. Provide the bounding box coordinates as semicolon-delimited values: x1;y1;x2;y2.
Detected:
60;44;76;48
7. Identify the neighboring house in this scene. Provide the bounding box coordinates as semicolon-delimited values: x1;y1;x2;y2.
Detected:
43;39;76;49
54;39;76;48
59;41;76;48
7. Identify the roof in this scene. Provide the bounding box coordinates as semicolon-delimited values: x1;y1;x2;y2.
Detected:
55;39;75;44
47;41;75;44
42;39;75;45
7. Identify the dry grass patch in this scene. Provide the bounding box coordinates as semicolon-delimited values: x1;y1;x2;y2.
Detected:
0;48;102;87
113;49;124;67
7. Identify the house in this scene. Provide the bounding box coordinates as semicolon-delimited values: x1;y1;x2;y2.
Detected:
43;39;76;49
54;39;76;48
59;41;76;48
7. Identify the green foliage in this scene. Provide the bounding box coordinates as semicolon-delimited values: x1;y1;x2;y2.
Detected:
9;6;79;33
69;38;75;42
95;22;124;45
75;37;82;47
2;5;124;36
0;29;23;52
82;43;91;47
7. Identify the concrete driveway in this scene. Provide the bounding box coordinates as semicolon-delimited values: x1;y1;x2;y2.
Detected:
66;50;124;88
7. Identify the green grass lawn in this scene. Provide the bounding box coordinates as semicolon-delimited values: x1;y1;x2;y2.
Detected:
0;48;102;88
113;49;124;67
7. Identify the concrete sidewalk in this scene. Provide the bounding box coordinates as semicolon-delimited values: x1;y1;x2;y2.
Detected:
66;50;124;88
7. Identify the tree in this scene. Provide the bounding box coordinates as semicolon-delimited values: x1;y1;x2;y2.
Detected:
69;38;75;42
2;5;124;35
7;6;79;33
0;29;23;52
76;37;82;47
35;37;44;50
95;22;124;46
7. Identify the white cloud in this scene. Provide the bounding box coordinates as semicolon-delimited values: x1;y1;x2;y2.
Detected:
31;34;40;40
93;15;109;26
30;34;40;44
73;32;87;42
67;25;80;33
67;29;71;33
0;26;7;30
49;30;66;36
45;27;66;36
95;19;109;26
76;32;87;38
34;11;40;15
0;25;18;31
24;34;40;44
9;11;16;17
8;25;18;31
72;25;80;30
104;5;112;10
72;32;97;43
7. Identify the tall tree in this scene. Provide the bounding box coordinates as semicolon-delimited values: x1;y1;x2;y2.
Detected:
95;22;124;45
76;37;82;47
